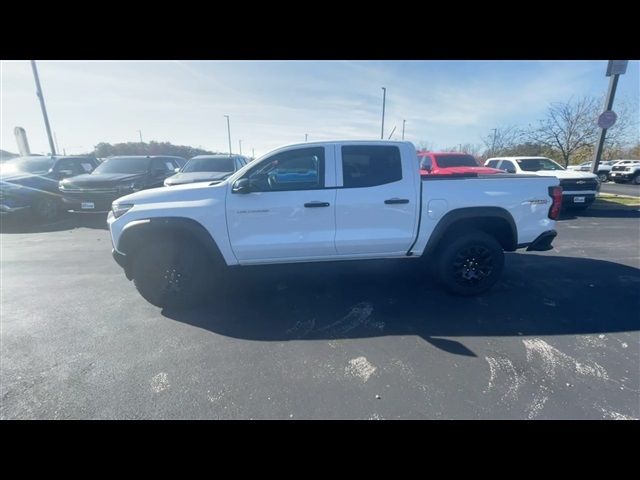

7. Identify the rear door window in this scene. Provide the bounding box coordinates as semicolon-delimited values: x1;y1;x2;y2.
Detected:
341;145;402;188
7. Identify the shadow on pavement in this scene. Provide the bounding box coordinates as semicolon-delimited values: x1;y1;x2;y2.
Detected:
0;212;109;233
559;202;640;221
162;253;640;355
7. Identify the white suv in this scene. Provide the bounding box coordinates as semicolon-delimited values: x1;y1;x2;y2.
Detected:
485;156;600;210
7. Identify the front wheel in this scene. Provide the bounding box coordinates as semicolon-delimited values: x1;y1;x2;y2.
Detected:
633;174;640;185
436;230;505;296
132;238;212;308
597;172;608;183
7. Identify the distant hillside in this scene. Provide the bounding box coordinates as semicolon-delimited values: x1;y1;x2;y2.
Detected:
94;141;223;159
0;149;19;161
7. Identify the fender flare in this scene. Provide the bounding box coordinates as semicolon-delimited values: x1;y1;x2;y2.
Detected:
422;207;517;255
117;217;225;275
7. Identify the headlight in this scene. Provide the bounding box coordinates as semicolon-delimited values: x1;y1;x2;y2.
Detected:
112;203;133;218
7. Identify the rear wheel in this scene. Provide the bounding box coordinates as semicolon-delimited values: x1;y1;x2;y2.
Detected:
597;172;608;183
436;230;504;296
132;237;212;308
633;174;640;185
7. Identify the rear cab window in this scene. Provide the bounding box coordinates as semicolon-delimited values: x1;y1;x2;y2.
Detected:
341;145;402;188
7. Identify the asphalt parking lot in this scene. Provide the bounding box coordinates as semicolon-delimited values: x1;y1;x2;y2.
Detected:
601;182;640;197
1;202;639;419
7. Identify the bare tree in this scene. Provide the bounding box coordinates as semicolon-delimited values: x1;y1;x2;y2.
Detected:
416;141;434;152
601;97;639;160
481;126;522;158
526;96;600;167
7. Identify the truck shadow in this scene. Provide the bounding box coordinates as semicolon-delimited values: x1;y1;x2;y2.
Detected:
0;212;109;233
161;253;640;356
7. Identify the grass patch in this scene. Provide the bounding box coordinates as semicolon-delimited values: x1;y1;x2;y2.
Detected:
595;197;640;207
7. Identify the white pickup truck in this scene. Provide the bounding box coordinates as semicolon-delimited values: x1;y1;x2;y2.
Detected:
108;141;562;307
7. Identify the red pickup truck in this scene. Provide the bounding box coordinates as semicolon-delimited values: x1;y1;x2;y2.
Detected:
418;151;503;176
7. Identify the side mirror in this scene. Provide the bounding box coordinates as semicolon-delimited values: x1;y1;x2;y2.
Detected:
174;167;181;173
232;178;252;194
506;168;516;174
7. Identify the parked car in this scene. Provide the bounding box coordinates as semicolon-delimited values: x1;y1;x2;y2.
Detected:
609;160;640;184
164;154;248;187
418;151;503;176
0;155;99;220
59;155;184;213
485;156;600;210
108;140;561;308
566;160;613;182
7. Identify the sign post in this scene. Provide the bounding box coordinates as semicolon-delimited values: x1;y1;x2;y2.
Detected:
590;60;628;176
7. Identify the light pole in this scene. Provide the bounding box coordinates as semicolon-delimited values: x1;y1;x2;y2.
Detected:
54;132;61;154
402;120;406;140
380;87;386;139
224;115;232;155
252;148;255;160
305;133;308;142
30;61;56;156
137;130;143;143
591;60;628;175
239;139;242;155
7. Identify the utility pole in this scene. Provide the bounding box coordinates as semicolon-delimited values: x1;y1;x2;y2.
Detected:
305;133;308;142
591;60;628;175
137;130;143;143
54;132;61;154
30;61;56;156
224;115;232;156
491;128;497;156
239;139;242;155
252;148;255;159
402;120;406;140
380;87;386;139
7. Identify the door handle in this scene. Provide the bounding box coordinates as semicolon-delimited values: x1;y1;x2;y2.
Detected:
304;201;330;208
384;198;409;204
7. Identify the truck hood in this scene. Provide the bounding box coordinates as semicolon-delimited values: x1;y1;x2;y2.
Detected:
164;171;231;186
0;171;58;193
114;179;228;205
60;173;147;189
529;170;598;180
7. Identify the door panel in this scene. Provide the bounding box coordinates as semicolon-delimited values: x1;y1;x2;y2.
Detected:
226;146;337;262
335;144;417;255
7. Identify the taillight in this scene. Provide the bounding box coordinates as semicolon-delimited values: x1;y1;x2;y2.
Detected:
548;186;562;219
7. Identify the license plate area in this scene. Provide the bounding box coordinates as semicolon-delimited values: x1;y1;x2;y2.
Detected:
573;196;585;203
81;202;95;209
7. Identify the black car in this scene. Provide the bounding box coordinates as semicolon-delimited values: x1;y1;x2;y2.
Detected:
59;155;185;213
0;155;100;220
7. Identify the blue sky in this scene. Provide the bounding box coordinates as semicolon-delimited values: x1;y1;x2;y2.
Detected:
1;60;638;157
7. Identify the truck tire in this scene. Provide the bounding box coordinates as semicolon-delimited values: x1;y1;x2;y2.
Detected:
132;237;211;308
436;230;504;296
633;174;640;185
597;172;608;183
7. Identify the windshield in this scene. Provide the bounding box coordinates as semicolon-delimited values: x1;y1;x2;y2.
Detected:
516;158;564;171
1;157;54;175
93;157;150;174
435;154;479;168
183;157;235;173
